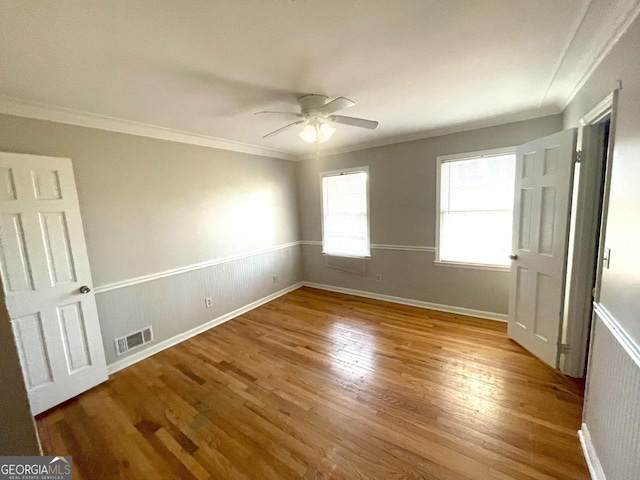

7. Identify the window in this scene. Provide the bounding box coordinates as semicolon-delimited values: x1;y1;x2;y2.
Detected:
437;148;515;268
321;167;370;257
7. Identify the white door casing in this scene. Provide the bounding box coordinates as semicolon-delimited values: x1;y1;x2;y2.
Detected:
562;122;608;377
508;129;577;368
0;152;107;415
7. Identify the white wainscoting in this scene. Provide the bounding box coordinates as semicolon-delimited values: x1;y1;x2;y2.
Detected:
580;303;640;480
300;241;510;320
98;240;507;376
304;282;508;322
106;282;303;375
97;241;437;294
94;241;301;293
96;243;302;367
299;240;436;253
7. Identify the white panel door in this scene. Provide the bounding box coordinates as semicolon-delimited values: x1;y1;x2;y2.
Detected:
0;152;107;415
508;129;577;368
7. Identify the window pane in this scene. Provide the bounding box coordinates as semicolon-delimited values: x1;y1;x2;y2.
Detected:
439;153;515;266
325;215;367;236
441;154;515;212
322;171;369;257
327;192;366;214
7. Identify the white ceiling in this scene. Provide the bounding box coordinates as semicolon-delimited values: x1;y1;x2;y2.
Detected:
1;0;638;159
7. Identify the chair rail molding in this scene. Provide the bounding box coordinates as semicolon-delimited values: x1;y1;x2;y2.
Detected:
94;241;301;294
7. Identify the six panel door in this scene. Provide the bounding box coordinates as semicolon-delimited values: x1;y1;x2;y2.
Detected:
508;129;577;368
0;153;107;415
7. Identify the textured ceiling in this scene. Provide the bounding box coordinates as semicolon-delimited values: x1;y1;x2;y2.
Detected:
0;0;638;158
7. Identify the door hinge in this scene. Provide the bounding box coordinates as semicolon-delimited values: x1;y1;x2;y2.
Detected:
575;150;582;163
560;343;571;354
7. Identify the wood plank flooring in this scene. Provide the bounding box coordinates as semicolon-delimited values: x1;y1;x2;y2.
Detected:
36;287;589;479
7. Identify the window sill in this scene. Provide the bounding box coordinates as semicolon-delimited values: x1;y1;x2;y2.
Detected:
322;252;371;259
433;260;510;272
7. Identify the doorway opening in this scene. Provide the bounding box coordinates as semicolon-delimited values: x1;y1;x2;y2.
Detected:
560;92;617;378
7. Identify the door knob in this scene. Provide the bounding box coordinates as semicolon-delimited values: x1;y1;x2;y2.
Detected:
79;285;91;294
509;254;518;260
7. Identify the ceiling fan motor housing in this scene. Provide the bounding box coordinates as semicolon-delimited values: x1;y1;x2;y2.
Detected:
298;94;329;117
257;94;376;139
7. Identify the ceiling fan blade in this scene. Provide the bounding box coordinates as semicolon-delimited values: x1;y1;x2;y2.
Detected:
330;115;379;130
255;111;303;119
263;120;306;139
319;97;355;115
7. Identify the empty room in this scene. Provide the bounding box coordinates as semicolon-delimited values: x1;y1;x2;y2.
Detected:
1;1;639;479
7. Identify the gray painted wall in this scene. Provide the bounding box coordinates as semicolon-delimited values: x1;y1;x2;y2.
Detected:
298;115;563;315
0;115;300;286
564;15;640;346
0;114;303;368
564;13;640;479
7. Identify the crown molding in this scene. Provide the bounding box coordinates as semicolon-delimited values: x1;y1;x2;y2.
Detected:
0;95;563;163
0;96;297;161
538;0;592;107
562;0;640;108
297;106;562;160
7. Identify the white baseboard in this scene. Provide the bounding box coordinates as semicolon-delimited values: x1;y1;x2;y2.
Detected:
303;282;507;322
106;282;303;375
579;424;606;480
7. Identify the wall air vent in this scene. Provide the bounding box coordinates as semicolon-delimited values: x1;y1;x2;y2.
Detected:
326;255;367;275
114;326;153;356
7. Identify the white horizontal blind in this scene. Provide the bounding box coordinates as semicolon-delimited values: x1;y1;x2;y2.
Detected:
439;153;515;266
322;170;369;257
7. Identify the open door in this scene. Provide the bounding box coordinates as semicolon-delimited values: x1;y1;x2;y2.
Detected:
0;153;108;415
561;121;610;377
508;129;577;368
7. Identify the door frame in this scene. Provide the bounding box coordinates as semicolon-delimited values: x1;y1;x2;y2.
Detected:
560;90;618;377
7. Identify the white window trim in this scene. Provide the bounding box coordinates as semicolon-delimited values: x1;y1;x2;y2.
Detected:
434;260;510;272
435;146;515;271
319;166;371;258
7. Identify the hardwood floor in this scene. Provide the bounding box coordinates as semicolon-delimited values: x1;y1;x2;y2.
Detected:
36;287;589;479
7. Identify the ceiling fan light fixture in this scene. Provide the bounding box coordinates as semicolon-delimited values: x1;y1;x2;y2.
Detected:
299;122;335;143
319;122;336;141
299;123;317;142
258;95;376;141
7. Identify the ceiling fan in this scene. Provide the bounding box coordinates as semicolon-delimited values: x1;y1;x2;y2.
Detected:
255;94;379;143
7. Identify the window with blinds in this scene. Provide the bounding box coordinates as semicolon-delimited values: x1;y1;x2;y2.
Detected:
438;151;515;267
321;168;370;258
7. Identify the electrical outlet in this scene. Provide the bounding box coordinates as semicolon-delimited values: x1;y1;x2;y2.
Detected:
205;296;213;308
376;274;382;282
272;275;278;283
